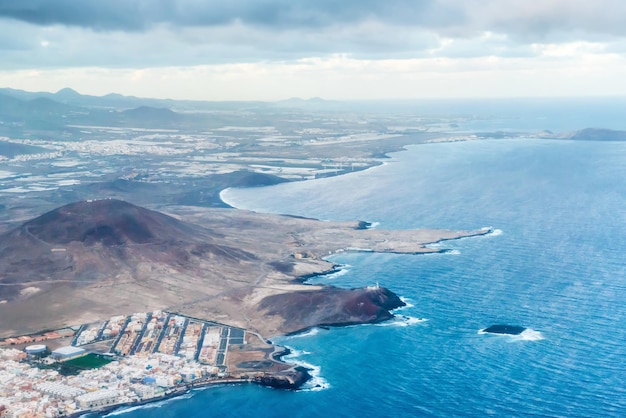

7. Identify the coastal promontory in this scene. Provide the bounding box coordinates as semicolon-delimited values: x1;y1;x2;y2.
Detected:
0;199;489;338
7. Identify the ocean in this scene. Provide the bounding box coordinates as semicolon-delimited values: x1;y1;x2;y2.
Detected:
118;135;626;417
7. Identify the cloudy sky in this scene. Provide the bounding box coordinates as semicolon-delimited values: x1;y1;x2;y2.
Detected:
1;0;625;100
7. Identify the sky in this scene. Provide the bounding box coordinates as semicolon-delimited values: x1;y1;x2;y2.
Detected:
1;0;626;101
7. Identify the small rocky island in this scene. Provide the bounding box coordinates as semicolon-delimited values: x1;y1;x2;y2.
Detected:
482;325;526;335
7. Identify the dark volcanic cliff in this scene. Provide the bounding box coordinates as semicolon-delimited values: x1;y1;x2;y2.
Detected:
259;286;406;331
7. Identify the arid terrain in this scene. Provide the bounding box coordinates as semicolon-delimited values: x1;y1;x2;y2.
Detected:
0;199;488;338
0;89;508;345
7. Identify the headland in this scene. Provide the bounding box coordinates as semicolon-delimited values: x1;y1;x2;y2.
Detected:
0;198;491;416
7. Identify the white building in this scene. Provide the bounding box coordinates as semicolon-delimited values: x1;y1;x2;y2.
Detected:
75;389;120;409
35;382;86;399
51;346;86;361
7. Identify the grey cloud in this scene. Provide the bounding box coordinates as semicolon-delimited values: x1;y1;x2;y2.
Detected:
0;21;440;70
0;0;625;71
456;0;626;41
0;0;455;31
1;0;625;41
0;0;150;31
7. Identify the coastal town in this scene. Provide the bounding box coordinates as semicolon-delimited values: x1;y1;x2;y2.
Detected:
0;310;301;417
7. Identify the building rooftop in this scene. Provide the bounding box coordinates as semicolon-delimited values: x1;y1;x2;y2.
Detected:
52;346;85;356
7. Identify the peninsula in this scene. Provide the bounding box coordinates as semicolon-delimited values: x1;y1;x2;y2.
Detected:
0;200;490;415
0;86;502;416
0;199;490;338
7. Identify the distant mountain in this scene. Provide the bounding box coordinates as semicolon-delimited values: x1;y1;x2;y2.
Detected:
0;87;289;133
54;87;82;100
0;92;75;131
0;92;73;115
0;88;42;101
0;90;195;130
0;140;48;158
273;96;340;110
121;106;182;126
562;128;626;141
0;87;141;108
0;92;26;115
0;87;270;112
28;97;73;114
1;87;80;104
280;97;328;105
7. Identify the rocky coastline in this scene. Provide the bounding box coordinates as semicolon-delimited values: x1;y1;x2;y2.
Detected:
70;371;314;418
0;161;495;417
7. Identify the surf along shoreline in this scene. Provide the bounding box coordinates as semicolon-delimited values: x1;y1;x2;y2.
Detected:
66;141;489;417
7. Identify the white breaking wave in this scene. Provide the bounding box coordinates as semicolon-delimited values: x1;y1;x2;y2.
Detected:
282;348;330;392
481;227;503;237
283;348;312;357
368;222;380;229
104;393;194;416
377;315;427;327
282;327;322;340
421;249;457;256
324;266;351;280
219;187;234;206
399;297;415;309
478;328;544;341
302;264;351;284
517;328;545;341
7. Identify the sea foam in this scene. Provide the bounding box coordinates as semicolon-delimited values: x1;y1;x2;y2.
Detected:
517;329;545;341
104;393;194;416
398;297;415;309
324;265;351;280
478;328;545;342
481;227;503;237
283;327;322;340
281;348;330;391
376;315;427;327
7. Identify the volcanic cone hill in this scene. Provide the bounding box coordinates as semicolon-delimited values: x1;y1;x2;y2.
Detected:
0;200;487;338
0;199;256;306
21;198;198;245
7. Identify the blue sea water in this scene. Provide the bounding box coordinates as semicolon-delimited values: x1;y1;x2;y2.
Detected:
120;137;626;417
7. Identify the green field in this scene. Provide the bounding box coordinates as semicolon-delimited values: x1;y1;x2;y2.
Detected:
39;353;113;376
37;353;112;376
64;353;112;369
